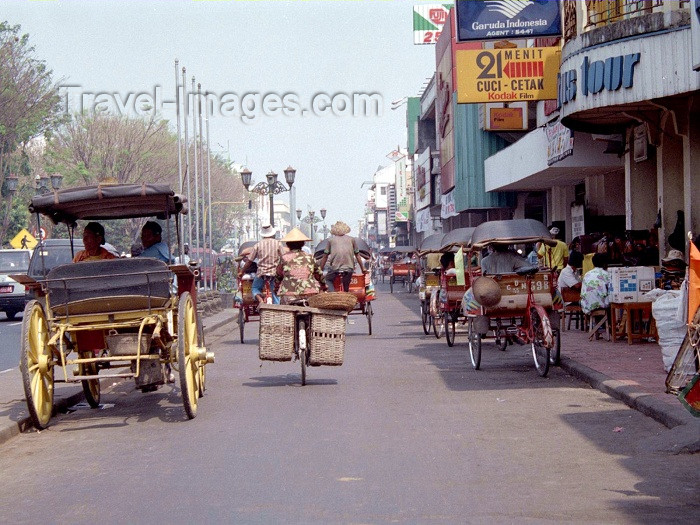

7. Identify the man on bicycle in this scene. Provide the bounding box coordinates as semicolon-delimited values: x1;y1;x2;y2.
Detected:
238;224;285;304
319;220;366;292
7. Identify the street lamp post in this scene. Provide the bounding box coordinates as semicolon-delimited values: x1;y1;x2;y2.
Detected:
320;208;327;240
240;167;295;229
297;209;323;245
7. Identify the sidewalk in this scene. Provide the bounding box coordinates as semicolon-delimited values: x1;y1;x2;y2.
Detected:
1;306;697;452
0;308;234;447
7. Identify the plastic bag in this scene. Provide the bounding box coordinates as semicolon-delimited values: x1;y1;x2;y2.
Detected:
651;291;686;371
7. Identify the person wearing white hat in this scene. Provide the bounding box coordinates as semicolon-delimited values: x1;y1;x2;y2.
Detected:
274;228;325;305
238;224;285;304
537;226;569;271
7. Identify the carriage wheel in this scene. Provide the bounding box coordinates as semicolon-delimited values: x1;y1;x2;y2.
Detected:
19;300;54;429
390;276;394;294
178;292;200;419
365;302;373;335
468;319;482;370
238;307;245;344
431;293;443;339
550;328;561;366
80;357;101;408
421;301;432;335
444;311;456;347
531;307;551;377
408;273;413;293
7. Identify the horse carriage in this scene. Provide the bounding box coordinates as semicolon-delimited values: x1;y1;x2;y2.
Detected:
13;183;213;429
464;219;561;377
315;237;374;335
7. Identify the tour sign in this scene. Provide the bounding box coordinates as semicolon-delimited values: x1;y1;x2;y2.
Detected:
455;47;560;104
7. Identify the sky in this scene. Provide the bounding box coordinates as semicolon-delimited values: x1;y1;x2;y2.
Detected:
3;0;442;235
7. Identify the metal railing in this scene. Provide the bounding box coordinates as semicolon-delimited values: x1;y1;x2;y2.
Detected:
584;0;678;28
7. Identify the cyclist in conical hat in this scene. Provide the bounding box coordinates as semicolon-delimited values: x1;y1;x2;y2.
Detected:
275;228;325;305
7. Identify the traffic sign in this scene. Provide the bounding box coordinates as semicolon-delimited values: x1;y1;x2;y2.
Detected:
10;228;38;250
456;46;560;104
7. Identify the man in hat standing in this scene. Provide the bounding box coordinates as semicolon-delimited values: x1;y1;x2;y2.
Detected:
319;221;366;292
537;226;569;271
239;224;285;304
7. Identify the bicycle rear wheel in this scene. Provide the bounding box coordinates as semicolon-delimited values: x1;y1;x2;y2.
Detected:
421;301;432;335
531;307;551;377
468;319;482;370
298;319;307;386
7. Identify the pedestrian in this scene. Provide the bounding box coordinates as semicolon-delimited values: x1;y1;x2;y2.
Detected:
537;226;569;271
238;224;285;304
319;221;366;292
580;253;612;315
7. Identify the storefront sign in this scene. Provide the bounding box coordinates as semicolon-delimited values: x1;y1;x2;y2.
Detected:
414;4;453;45
415;207;433;233
456;47;560;103
485;106;525;131
455;0;561;42
545;121;574;165
559;53;641;106
633;124;648;163
415;149;432;211
571;204;585;238
441;190;458;219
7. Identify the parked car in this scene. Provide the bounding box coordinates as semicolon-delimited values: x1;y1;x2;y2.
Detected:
0;249;32;319
25;238;86;302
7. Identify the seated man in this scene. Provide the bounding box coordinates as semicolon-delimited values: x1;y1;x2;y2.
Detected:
580;253;612;315
558;250;583;291
138;221;171;263
480;244;529;275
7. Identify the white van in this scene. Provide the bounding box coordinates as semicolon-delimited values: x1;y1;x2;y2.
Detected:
0;249;32;319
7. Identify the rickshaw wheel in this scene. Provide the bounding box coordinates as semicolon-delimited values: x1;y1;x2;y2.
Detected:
431;294;444;339
178;292;200;419
238;307;245;343
531;307;551;377
365;302;373;335
468;319;482;370
550;328;561;366
421;302;431;335
407;274;413;293
20;300;54;429
389;276;394;294
80;357;101;408
497;335;508;352
444;311;456;347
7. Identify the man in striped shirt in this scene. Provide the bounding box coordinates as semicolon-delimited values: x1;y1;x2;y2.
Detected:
238;224;286;304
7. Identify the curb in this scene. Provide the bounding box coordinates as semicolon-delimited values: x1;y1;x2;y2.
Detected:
559;356;694;429
0;311;233;447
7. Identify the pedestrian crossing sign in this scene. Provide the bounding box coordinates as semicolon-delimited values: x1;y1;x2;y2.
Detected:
10;228;38;250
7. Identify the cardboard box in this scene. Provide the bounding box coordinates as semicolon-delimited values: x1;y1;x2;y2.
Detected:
610;266;656;303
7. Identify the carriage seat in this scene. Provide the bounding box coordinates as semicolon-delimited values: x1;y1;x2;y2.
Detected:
46;258;171;316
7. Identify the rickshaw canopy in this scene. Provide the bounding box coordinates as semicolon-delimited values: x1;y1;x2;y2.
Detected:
238;241;256;255
314;236;372;260
468;219;557;250
379;245;416;255
418;233;447;255
440;227;476;252
29;183;187;224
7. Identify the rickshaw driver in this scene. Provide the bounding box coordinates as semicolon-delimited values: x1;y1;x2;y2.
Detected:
319;221;366;292
238;224;285;304
480;244;530;275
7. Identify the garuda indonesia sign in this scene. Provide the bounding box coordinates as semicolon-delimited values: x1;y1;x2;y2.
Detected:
455;0;562;41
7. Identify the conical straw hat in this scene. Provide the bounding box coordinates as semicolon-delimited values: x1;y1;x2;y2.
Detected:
281;227;311;243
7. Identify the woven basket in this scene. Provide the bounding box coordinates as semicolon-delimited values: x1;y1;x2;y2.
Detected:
309;311;346;366
307;292;357;312
259;307;294;361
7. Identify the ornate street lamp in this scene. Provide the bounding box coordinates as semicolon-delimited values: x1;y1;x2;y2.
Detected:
241;167;295;228
5;173;19;194
299;209;323;245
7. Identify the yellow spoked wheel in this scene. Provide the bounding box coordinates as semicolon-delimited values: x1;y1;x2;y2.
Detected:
19;301;54;429
178;292;200;419
197;313;206;398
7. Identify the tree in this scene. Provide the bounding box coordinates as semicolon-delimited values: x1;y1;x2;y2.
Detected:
0;22;63;244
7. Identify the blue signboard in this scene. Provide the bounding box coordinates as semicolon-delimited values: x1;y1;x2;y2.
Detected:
455;0;562;41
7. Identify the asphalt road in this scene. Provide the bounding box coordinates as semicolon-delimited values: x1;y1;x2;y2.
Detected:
0;286;697;523
0;313;21;372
